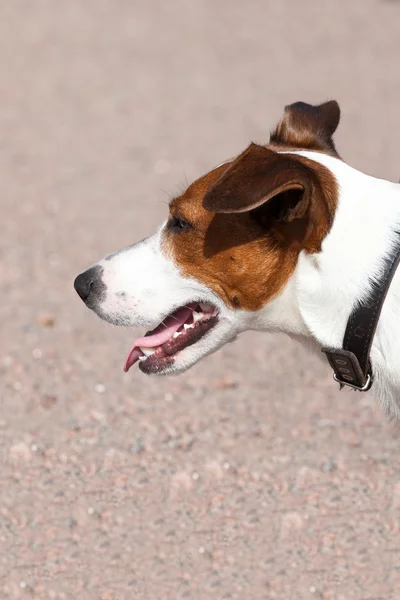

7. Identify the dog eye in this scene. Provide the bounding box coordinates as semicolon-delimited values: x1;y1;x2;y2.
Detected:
168;216;191;232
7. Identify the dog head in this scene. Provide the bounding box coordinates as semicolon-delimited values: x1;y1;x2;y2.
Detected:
74;101;339;375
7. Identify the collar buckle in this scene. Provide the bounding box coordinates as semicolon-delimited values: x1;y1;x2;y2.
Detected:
321;347;372;393
333;372;372;392
322;231;400;395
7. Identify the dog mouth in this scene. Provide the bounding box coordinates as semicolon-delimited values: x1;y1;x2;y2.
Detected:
124;301;219;374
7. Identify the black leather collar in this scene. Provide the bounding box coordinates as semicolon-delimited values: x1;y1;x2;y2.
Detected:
322;235;400;391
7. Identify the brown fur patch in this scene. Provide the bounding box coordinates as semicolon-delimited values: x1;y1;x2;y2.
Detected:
164;173;299;311
162;103;339;311
270;100;341;158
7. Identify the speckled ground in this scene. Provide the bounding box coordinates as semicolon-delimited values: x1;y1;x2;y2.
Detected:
1;1;400;598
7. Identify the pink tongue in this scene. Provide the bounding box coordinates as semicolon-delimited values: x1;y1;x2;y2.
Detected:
124;305;195;373
134;306;193;348
124;347;144;372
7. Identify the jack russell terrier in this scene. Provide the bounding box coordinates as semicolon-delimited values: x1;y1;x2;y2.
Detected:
74;101;400;419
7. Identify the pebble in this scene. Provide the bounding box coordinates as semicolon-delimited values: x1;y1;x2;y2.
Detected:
90;409;107;424
170;471;193;496
9;442;31;462
213;378;237;389
340;429;361;447
36;312;55;327
1;355;14;367
321;458;337;473
129;438;145;455
41;394;57;409
280;512;304;540
205;461;224;479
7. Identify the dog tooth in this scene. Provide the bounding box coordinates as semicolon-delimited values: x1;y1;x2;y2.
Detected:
173;331;182;338
140;347;157;356
184;323;194;330
193;312;203;323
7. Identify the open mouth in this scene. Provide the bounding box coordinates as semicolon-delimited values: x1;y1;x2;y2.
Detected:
124;301;219;374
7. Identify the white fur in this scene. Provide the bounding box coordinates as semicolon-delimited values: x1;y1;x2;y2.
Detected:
96;227;254;375
267;151;400;417
91;151;400;417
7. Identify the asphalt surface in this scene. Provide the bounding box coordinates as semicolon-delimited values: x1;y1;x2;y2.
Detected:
1;1;400;598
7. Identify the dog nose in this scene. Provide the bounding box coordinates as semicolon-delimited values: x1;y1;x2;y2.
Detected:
74;265;104;303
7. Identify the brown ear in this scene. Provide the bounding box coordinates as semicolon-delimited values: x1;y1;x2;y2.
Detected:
203;143;336;252
270;100;340;157
203;143;312;219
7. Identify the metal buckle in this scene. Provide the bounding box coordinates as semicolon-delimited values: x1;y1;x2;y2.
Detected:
333;372;372;392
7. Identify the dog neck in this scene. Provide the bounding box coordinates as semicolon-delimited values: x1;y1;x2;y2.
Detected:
254;151;400;406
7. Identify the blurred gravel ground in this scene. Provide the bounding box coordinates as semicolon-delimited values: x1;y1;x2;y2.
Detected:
1;1;400;598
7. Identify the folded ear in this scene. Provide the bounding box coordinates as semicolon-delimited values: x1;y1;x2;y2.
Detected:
203;143;312;218
270;100;340;157
203;143;335;252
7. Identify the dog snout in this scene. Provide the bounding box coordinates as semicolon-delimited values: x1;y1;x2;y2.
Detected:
74;265;105;305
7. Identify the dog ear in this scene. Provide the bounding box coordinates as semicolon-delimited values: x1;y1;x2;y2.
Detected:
203;143;334;251
203;143;312;219
270;100;340;157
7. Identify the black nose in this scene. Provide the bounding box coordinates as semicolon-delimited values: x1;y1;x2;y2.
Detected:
74;265;105;303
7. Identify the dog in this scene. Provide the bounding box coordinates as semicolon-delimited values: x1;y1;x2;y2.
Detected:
74;101;400;418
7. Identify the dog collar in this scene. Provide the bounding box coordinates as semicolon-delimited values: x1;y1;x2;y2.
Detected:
322;234;400;392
